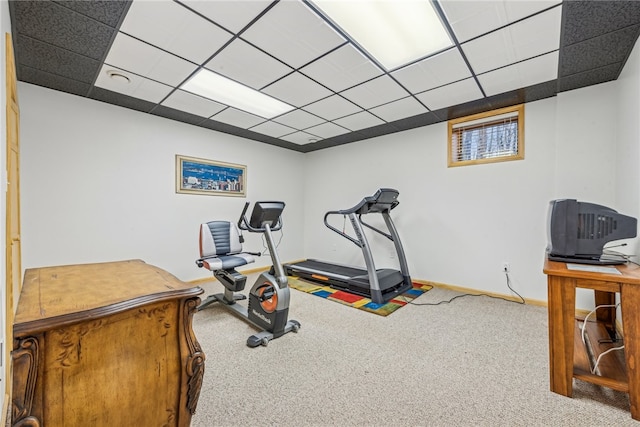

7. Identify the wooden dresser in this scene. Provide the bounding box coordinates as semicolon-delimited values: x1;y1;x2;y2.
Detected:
11;259;205;427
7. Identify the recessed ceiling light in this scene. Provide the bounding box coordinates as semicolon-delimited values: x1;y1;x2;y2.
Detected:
106;70;130;84
311;0;452;71
181;69;295;119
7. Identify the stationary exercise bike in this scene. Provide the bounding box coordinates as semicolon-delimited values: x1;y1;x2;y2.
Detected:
195;200;300;347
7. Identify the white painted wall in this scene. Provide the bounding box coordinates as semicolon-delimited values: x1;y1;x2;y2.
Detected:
616;38;640;257
304;82;632;305
18;83;306;282
304;98;557;302
15;41;640;309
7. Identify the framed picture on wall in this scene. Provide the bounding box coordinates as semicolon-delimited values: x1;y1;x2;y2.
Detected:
176;155;246;197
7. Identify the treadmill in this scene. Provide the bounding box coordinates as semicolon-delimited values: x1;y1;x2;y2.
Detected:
284;188;412;304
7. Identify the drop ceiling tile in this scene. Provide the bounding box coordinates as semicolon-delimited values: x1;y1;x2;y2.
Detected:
303;95;361;121
15;35;101;84
300;44;382;92
205;39;293;90
561;0;640;46
262;72;332;107
440;0;561;43
273;109;325;129
369;97;429;122
12;0;115;60
280;131;323;145
211;108;266;129
305;122;350;139
120;0;232;64
19;66;91;97
161;89;227;118
560;25;640;77
95;65;173;103
391;48;471;93
250;121;298;138
181;0;271;33
53;0;129;27
340;75;409;109
241;0;345;69
104;33;198;86
333;111;385;131
462;6;562;74
90;86;158;114
477;51;559;96
415;77;484;110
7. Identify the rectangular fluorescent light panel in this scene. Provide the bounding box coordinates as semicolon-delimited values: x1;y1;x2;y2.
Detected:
312;0;452;70
181;69;294;119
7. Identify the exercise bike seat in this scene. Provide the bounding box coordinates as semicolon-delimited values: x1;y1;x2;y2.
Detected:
197;221;255;271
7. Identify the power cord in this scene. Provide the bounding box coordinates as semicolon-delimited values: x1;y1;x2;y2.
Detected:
407;269;525;306
580;303;624;375
259;219;284;256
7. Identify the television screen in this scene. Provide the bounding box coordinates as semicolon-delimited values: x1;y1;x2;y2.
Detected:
547;199;637;265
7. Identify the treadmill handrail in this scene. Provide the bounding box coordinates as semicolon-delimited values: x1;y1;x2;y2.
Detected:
323;211;363;247
359;214;393;241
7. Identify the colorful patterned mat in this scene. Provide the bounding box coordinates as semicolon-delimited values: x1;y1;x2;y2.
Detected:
288;277;433;316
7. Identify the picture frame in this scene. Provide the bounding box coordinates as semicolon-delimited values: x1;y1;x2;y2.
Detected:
176;155;246;197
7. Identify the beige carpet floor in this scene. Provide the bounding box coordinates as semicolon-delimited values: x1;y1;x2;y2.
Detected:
190;274;634;426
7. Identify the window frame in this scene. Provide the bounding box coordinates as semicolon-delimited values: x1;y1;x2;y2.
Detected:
447;104;525;167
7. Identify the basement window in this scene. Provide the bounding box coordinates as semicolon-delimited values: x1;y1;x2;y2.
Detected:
448;104;524;167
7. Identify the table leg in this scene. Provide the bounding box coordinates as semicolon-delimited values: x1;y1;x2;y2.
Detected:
620;283;640;420
548;275;576;396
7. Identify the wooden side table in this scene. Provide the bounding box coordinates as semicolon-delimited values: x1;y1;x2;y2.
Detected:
11;259;205;427
544;257;640;420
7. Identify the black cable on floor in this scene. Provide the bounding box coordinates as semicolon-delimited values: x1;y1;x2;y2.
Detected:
407;271;525;306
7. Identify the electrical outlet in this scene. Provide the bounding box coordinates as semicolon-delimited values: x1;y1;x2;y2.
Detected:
502;262;510;272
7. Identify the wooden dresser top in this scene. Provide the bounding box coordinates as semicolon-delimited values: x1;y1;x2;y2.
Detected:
14;259;202;333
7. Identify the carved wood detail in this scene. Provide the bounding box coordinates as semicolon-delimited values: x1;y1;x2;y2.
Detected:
11;338;40;427
12;260;204;426
184;298;205;415
136;303;172;337
50;320;103;367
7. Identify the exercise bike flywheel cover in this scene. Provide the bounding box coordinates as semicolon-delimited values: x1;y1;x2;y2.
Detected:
256;284;277;312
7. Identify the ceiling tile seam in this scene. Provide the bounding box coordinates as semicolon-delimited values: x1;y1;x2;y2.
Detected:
15;62;94;89
559;24;640;66
12;32;106;85
170;0;296;94
431;0;486;99
559;18;640;49
385;72;433;113
147;35;242;116
202;109;270;130
454;2;563;46
255;42;350;95
614;26;640;81
172;0;274;38
298;0;444;118
414;75;479;98
474;49;560;78
301;0;387;73
84;0;133;98
557;60;624;83
49;0;126;30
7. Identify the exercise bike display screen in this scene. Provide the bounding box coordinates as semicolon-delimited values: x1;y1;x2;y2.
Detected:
249;201;285;229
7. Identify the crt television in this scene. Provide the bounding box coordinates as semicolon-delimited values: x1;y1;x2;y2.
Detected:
546;199;637;265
